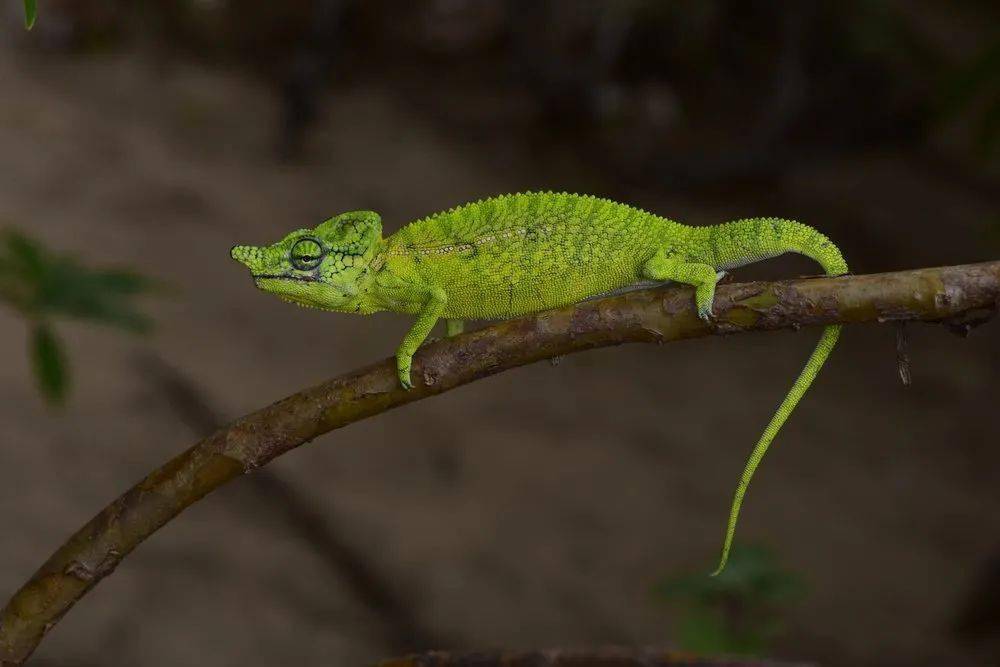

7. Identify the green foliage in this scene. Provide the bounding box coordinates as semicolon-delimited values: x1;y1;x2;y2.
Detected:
23;0;36;30
0;229;156;332
654;544;804;656
0;229;157;405
30;323;67;404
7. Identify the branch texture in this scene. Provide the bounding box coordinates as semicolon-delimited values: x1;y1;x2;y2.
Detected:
2;261;999;665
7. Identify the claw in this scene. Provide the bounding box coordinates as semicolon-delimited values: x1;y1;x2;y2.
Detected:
398;364;414;390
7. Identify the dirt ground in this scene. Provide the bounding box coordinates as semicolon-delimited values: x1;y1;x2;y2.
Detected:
1;35;999;667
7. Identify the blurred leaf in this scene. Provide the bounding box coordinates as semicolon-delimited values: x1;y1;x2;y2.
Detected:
0;229;159;332
3;230;45;272
23;0;37;30
654;544;804;656
39;262;156;332
31;323;68;405
0;230;45;313
1;228;159;404
1;230;46;286
674;606;730;655
91;269;159;295
656;544;804;605
674;605;769;656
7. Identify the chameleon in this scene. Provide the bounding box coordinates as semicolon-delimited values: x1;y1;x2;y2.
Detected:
231;192;848;574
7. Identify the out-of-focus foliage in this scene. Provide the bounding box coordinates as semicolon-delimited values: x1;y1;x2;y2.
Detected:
654;545;804;656
30;323;66;404
0;230;155;331
23;0;36;30
0;229;157;404
23;1;999;166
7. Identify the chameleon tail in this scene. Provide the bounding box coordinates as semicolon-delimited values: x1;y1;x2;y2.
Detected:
708;218;847;575
712;323;841;575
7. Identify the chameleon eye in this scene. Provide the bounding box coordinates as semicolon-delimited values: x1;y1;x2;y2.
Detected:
290;237;324;270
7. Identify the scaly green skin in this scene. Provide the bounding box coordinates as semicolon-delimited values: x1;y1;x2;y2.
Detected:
231;192;848;573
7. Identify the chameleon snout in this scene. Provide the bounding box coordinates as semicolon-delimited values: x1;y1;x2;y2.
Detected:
230;245;257;269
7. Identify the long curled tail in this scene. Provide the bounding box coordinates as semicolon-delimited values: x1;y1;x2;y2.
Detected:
708;218;848;575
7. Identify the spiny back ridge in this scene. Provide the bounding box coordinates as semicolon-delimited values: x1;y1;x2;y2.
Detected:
403;192;662;231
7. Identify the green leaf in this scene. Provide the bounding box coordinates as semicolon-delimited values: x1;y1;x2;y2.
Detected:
31;323;69;405
655;544;804;605
40;263;156;332
674;606;730;654
2;230;46;279
653;543;805;656
0;230;47;313
1;228;160;331
91;269;158;295
23;0;37;30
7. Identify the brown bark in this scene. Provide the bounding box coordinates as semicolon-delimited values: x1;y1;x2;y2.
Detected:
2;261;998;665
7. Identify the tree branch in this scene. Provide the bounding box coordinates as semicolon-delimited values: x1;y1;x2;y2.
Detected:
136;353;449;652
2;261;998;665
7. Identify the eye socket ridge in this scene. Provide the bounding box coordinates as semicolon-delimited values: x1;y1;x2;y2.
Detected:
290;236;325;270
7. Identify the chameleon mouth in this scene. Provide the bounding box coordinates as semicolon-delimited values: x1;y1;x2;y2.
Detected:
253;274;318;283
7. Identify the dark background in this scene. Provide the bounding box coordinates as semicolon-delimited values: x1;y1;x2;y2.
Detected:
1;1;999;665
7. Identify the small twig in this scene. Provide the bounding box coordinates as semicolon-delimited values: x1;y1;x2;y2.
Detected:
896;322;911;387
2;261;999;665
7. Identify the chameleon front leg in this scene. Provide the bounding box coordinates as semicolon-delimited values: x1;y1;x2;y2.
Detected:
642;251;719;321
445;319;464;337
396;286;447;389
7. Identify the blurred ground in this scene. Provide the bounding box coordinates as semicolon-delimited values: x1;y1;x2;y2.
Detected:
1;7;1000;667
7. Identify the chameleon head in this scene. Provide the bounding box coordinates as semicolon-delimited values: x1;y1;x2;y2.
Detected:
230;211;382;312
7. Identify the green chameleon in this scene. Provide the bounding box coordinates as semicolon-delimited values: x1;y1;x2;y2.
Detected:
231;192;847;574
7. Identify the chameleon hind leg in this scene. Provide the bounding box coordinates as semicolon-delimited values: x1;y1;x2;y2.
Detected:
445;319;464;337
642;251;720;321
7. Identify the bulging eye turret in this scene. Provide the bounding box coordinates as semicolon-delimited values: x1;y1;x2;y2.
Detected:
290;236;324;270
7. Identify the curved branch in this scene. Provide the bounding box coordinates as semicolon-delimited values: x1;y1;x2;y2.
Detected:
2;261;999;665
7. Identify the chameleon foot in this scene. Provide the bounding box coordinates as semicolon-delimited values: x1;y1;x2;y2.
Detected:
696;292;716;322
397;359;414;390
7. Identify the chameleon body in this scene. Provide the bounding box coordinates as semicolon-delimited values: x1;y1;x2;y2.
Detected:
231;192;848;573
